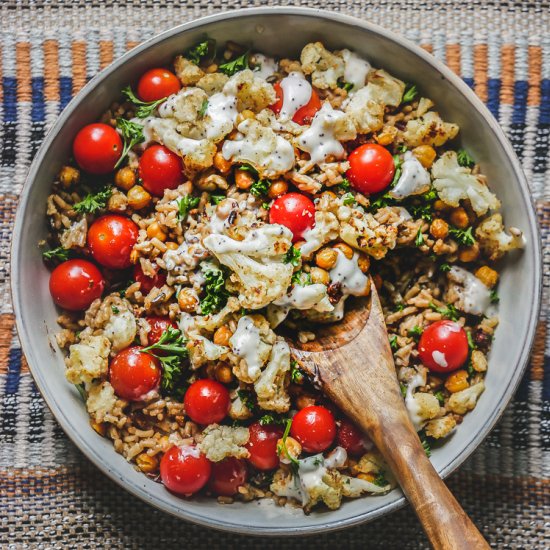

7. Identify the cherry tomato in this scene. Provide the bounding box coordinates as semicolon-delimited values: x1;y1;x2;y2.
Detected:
418;320;469;373
137;68;181;102
208;457;248;496
72;123;122;175
138;145;183;197
246;422;284;471
183;379;230;425
109;346;161;401
269;192;315;242
49;259;105;311
146;316;178;346
160;445;211;496
336;419;367;456
290;405;336;453
87;215;139;270
271;82;322;125
347;143;395;195
134;264;167;295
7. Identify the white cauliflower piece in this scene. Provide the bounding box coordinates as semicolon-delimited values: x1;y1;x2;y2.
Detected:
299;211;340;258
432;152;500;215
222;69;276;112
300;42;345;89
196;72;229;95
103;308;137;353
197;424;250;462
229;392;253;420
341;475;391;497
174;55;205;85
222;118;295;177
447;382;485;415
66;335;111;385
86;381;118;421
367;69;406;107
447;266;492;316
403;111;459;147
404;370;440;431
254;339;291;412
425;415;457;439
186;334;228;369
475;213;525;261
389;151;431;199
193;297;240;332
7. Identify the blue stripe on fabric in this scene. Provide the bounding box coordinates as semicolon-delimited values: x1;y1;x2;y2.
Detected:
2;77;17;123
31;77;45;123
540;79;550;125
463;77;474;89
5;348;22;394
543;355;550;401
487;78;501;118
59;76;72;110
512;81;528;125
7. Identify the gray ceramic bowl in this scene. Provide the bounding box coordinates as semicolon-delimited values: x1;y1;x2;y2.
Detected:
12;7;541;536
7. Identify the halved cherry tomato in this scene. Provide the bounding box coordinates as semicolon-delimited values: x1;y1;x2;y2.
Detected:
138;145;183;197
418;320;469;373
49;259;105;311
137;68;181;102
109;346;161;401
146;316;178;346
290;405;336;453
183;379;230;425
269;192;315;242
208;457;248;496
160;445;211;496
73;123;122;174
271;82;322;125
133;264;167;295
336;419;367;456
347;143;395;194
87;215;139;270
246;422;283;471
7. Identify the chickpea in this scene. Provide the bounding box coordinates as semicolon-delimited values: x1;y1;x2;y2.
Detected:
433;199;451;212
205;63;218;74
136;453;159;473
58;165;80;188
213;151;232;175
412;145;437;169
458;243;480;262
234;169;254;190
315;247;338;270
430;218;449;240
333;242;354;260
444;370;469;393
310;267;330;285
449;207;470;229
475;266;499;288
115;166;136;191
178;289;198;312
357;473;376;483
215;362;233;384
357;254;370;273
146;221;167;242
277;436;302;463
165;241;179;251
127;185;152;210
295;394;316;410
213;326;233;347
267;180;288;199
374;126;397;146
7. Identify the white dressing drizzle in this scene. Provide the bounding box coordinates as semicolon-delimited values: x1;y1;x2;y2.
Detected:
252;54;278;80
341;49;371;91
229;316;264;380
389;152;431;199
329;250;370;297
404;372;427;432
273;283;333;311
205;92;238;140
279;72;313;121
448;266;492;316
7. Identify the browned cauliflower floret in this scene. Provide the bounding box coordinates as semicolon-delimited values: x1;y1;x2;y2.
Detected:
341;475;391;497
300;42;345;89
223;69;276;112
299;211;340;258
475;213;524;260
173;55;205;85
66;335;111;385
254;339;291;412
447;382;485;415
196;72;229;95
86;380;118;422
228;391;254;420
403;111;459;148
197;424;250;462
425;415;457;439
60;218;87;249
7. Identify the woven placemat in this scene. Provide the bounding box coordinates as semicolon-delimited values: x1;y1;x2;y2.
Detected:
1;1;549;548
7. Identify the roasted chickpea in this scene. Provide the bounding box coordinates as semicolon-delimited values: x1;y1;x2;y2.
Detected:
430;218;449;240
91;420;106;436
235;109;255;125
458;243;480;262
178;289;198;312
115;166;136;191
475;266;499;288
146;221;167;242
357;254;370;273
277;436;302;462
295;394;316;410
333;242;354;260
315;247;338;270
412;145;437;169
136;453;159;473
127;185;152;210
267;180;288;199
310;267;330;285
213;151;232;175
450;207;470;229
444;370;469;393
165;241;179;251
215;362;233;384
213;326;233;347
58;165;80;188
235;169;254;190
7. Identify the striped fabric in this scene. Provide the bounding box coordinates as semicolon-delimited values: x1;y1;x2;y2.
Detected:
1;1;549;548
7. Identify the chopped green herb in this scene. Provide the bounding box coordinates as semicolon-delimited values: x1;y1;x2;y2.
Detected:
408;325;424;339
219;51;249;76
177;195;200;221
373;472;389;487
370;192;395;211
73;186;113;214
490;289;500;304
199;99;209;118
42;246;70;262
122;86;166;118
449;226;476;246
261;202;270;210
111;306;120;314
290;360;304;384
259;413;287;426
466;330;475;350
210;194;225;205
75;383;87;402
429;301;460;321
421;436;432;457
402;83;418;103
185;38;216;65
237;389;257;412
238;164;258;175
439;263;452;272
457;149;475;168
391;154;403;187
115;117;145;168
250;178;270;197
200;265;229;315
277;418;299;471
336;177;351;192
434;390;445;405
415;227;425;247
283;246;301;267
467;361;475;376
342;192;356;206
337;78;354;92
399;382;407;398
390;335;399;351
395;302;405;312
291;270;312;286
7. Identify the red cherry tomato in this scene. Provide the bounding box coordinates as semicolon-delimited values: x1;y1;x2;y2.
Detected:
109;346;161;401
133;264;167;295
87;215;139;270
49;259;105;311
269;192;316;242
347;144;395;194
418;320;469;373
246;422;284;471
72;123;122;174
271;82;322;125
208;457;248;496
290;406;336;453
138;145;183;197
137;68;181;102
146;316;178;346
336;419;367;456
183;379;230;425
160;445;211;496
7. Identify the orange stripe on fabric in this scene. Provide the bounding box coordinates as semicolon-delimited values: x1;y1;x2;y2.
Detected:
0;314;15;374
473;44;488;103
530;320;546;381
420;44;433;54
126;40;140;51
527;45;542;107
43;39;60;102
21;355;29;374
71;41;87;95
99;41;114;70
500;44;515;105
446;44;461;76
15;42;31;102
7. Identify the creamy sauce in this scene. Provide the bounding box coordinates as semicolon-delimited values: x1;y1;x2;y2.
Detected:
163;241;203;271
279;72;312;121
404;371;427;432
273;283;333;312
325;446;348;469
297;103;347;164
252;54;278;80
329;250;370;297
448;266;492;316
389;152;431;199
229;316;264;380
341;49;371;91
205;92;238;140
208;200;239;235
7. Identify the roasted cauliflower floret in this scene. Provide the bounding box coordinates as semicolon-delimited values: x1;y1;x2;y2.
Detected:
196;72;229;95
223;69;276;112
186;334;229;369
300;42;345;89
228;392;254;420
299;211;340;258
432;151;500;215
403;111;459;148
86;380;118;422
425;415;457;439
254;339;291;412
389;151;431;199
341;475;391;497
174;55;205;85
60;217;87;249
475;213;524;261
66;335;111;385
197;424;250;462
447;382;485;415
447;266;492;316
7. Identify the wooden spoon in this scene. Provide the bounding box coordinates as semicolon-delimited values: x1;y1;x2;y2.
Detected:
289;280;489;550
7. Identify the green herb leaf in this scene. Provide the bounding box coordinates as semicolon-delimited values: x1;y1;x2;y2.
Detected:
408;325;424;339
439;263;452;272
238;164;258;175
261;202;270;210
210;194;225;205
237;389;257;412
466;330;475;350
399;382;407;398
200;265;229;315
75;383;87;402
457;149;475;168
370;192;395;211
177;195;200;221
219;51;250;76
429;301;460;321
373;472;390;487
73;186;113;214
111;306;120;314
395;302;405;312
199;99;209;118
402;83;418;103
283;246;301;267
390;335;399;351
186;38;216;65
415;227;425;247
42;246;70;262
434;390;445;405
291;270;312;287
390;154;403;187
122;86;167;118
290;359;304;384
449;226;475;246
420;436;432;457
337;78;354;92
336;177;351;192
277;418;299;469
115;117;145;168
259;413;287;426
250;178;270;197
342;192;356;206
490;289;500;304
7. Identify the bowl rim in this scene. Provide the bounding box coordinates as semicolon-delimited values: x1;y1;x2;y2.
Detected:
11;6;542;536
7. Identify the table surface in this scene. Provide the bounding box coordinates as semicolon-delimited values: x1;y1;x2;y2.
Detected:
1;1;549;548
